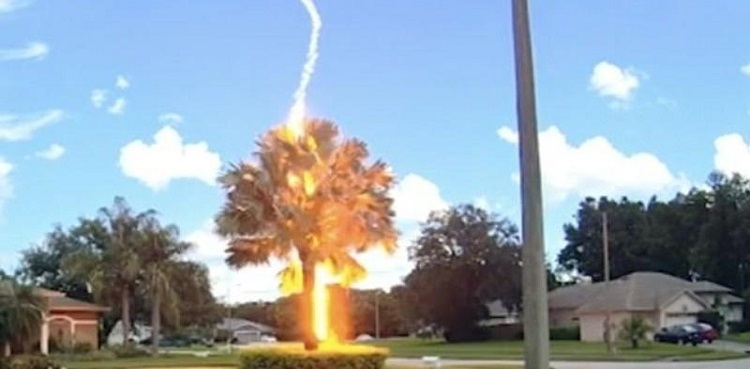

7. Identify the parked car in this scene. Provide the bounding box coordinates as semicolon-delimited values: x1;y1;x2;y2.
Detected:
654;324;702;346
688;323;718;344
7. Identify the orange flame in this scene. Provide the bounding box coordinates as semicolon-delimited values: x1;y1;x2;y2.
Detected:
313;263;335;343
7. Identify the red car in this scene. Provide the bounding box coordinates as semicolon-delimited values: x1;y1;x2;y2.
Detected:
688;323;718;344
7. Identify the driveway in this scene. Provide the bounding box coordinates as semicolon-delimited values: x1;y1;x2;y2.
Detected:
388;357;750;369
710;340;750;354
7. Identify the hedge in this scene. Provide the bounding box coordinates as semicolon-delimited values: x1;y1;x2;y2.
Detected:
0;355;62;369
239;345;388;369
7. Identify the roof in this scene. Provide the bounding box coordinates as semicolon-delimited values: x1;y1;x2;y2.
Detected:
549;272;742;314
48;296;109;312
216;318;274;333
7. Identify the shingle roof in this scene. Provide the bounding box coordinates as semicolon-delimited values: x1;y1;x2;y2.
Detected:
48;296;109;312
216;318;274;333
549;272;741;314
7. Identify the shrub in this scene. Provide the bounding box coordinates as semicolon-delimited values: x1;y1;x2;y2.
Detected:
443;325;490;343
487;323;523;341
107;344;150;358
549;326;580;341
6;355;61;369
239;346;388;369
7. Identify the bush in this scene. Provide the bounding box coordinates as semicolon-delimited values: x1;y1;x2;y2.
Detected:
6;355;61;369
107;344;150;358
239;346;388;369
443;325;490;343
549;326;580;341
487;323;523;341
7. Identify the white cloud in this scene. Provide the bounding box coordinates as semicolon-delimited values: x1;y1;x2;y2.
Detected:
35;144;65;160
0;110;63;141
498;125;686;202
115;75;130;90
90;89;107;108
158;113;184;124
390;173;449;222
741;63;750;77
497;126;518;144
107;98;126;115
0;0;31;14
714;133;750;178
589;61;640;108
0;42;48;61
119;125;222;190
0;157;11;217
474;196;490;210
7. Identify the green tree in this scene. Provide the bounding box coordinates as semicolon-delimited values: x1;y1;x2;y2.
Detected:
0;280;43;356
618;316;652;348
215;119;397;350
168;261;221;329
139;216;192;354
402;204;522;342
64;197;152;346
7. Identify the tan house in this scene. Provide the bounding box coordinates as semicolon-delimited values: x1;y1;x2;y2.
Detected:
33;288;109;353
549;272;744;342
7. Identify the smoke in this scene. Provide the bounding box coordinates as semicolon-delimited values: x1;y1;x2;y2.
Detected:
288;0;323;125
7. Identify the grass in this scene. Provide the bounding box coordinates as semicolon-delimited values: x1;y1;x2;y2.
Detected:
724;332;750;344
364;339;747;362
55;339;746;368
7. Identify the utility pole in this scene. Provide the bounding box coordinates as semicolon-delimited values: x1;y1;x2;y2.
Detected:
511;0;549;368
602;211;612;354
375;291;381;340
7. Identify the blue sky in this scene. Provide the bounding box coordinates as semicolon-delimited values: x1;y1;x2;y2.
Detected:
2;0;750;302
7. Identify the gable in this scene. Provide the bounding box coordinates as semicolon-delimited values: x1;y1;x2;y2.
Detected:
662;292;707;314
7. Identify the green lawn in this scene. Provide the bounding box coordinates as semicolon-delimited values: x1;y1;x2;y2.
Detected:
365;339;746;362
55;339;746;369
725;332;750;344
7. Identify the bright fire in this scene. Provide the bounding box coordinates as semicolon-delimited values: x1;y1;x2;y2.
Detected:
313;264;336;343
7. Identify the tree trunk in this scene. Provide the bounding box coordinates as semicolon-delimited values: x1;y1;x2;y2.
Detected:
151;284;161;356
632;338;638;349
302;261;318;351
122;288;132;346
3;342;10;357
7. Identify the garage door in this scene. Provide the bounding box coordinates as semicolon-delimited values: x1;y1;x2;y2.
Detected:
664;313;697;327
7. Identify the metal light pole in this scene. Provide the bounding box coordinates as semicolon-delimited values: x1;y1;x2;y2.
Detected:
511;0;550;368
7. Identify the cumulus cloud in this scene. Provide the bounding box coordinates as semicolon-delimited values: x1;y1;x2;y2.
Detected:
589;61;640;109
0;0;31;13
107;98;126;115
498;125;686;202
496;126;519;144
0;42;48;61
741;63;750;77
0;110;63;141
158;113;184;124
35;144;65;160
185;172;448;302
714;133;750;178
119;125;222;190
390;173;449;222
115;75;130;90
0;157;11;217
90;89;107;108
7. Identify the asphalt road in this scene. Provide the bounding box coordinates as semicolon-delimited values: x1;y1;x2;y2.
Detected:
388;357;750;369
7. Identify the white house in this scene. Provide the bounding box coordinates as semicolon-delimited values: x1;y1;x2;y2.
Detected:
548;272;744;342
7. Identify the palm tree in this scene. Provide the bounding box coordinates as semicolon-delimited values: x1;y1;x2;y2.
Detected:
618;316;653;349
215;119;397;350
64;197;152;346
139;216;192;354
0;279;43;356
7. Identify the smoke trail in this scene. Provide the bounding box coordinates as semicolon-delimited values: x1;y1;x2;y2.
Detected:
288;0;322;126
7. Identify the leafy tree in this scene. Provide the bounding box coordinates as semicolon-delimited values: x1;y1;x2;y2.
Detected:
215;119;397;350
64;197;153;346
349;289;406;338
402;204;522;342
618;316;652;348
0;279;43;356
168;261;221;329
139;216;192;354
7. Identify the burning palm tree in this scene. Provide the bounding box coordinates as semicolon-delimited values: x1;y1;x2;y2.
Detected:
215;118;397;350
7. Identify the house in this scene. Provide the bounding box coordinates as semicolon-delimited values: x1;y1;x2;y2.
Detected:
106;320;153;346
215;318;275;344
548;272;744;342
33;287;109;354
479;300;521;326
